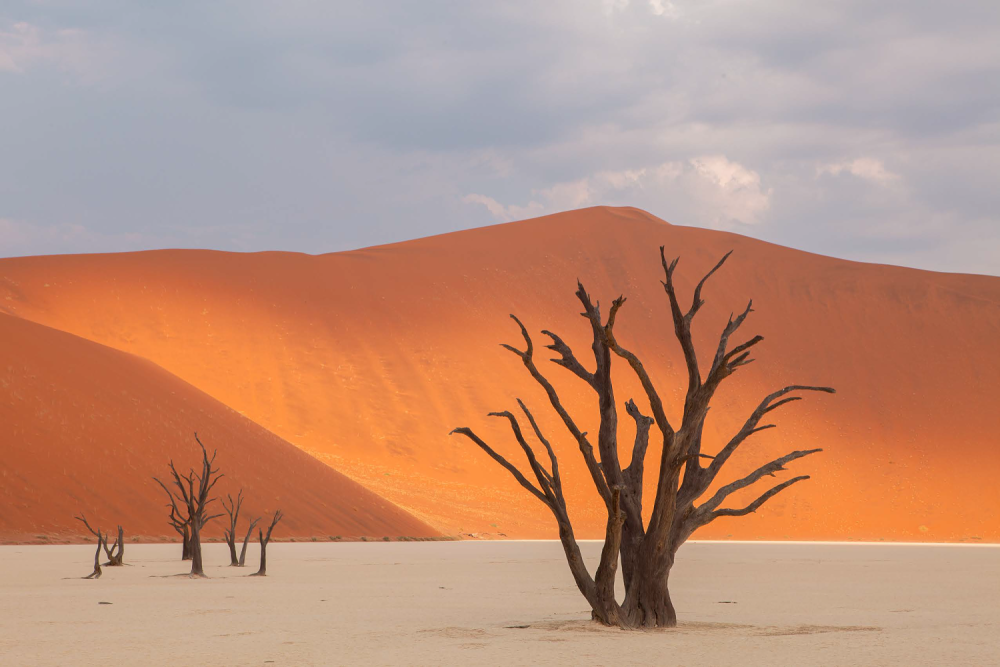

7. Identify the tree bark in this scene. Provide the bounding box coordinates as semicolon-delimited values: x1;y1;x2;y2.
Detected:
181;526;192;561
254;529;268;577
189;521;206;577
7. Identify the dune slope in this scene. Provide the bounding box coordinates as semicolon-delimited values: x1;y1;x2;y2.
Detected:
0;312;437;542
1;206;998;541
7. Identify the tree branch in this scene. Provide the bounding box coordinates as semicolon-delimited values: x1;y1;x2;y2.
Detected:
501;314;612;504
541;329;596;389
697;448;822;518
489;409;555;496
711;475;811;518
703;385;835;489
450;427;549;505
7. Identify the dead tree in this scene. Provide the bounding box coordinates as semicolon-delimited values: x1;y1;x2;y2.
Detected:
239;516;261;567
153;433;224;577
451;248;835;628
250;510;283;577
83;534;104;579
75;514;124;566
222;490;245;566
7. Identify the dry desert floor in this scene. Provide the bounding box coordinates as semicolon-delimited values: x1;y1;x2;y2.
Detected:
1;541;998;666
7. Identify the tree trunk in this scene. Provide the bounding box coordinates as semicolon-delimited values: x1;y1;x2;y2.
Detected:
238;533;251;566
256;541;267;576
107;525;124;566
625;579;676;628
619;510;644;591
181;526;192;560
189;522;206;577
227;535;239;566
622;557;676;628
83;538;103;579
251;529;268;576
238;519;259;566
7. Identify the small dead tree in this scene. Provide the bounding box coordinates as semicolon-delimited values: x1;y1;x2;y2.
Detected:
153;433;224;577
222;490;245;566
75;514;124;566
452;248;835;628
250;510;283;577
239;516;261;567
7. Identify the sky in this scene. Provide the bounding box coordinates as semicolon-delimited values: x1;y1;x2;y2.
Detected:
1;1;998;275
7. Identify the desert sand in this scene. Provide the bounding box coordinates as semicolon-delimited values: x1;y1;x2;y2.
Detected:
1;541;997;666
2;206;1000;541
0;311;437;542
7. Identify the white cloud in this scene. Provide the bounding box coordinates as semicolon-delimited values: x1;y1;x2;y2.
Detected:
818;158;900;186
0;21;108;80
648;0;680;18
464;156;772;228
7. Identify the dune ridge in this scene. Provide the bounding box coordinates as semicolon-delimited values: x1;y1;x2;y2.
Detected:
1;206;998;541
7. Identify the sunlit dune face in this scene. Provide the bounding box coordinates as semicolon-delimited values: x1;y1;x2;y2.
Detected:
0;311;437;542
1;206;998;542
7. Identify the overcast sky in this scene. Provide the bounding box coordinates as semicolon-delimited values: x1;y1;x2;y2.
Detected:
1;1;998;275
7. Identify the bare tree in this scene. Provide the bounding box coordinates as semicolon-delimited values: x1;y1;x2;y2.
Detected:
250;510;283;577
153;433;224;577
75;514;124;566
222;490;245;566
451;248;835;628
239;516;261;567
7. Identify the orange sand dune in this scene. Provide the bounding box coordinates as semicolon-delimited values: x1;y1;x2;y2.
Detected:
0;311;437;542
1;206;998;541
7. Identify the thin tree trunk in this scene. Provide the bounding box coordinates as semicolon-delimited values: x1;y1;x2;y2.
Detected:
227;536;238;566
83;537;103;579
251;528;268;576
181;526;192;560
238;518;259;567
189;522;205;577
108;525;124;566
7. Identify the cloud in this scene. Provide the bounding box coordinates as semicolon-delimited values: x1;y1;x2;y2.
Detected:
818;158;900;186
464;156;771;228
0;1;996;274
648;0;679;18
0;21;108;80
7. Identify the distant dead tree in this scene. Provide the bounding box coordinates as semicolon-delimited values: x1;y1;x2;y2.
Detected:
75;514;124;566
239;515;261;567
250;510;283;577
222;490;245;566
153;433;224;577
451;248;835;628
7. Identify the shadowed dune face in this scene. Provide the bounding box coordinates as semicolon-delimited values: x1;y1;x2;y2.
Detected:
1;206;998;541
0;312;438;542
